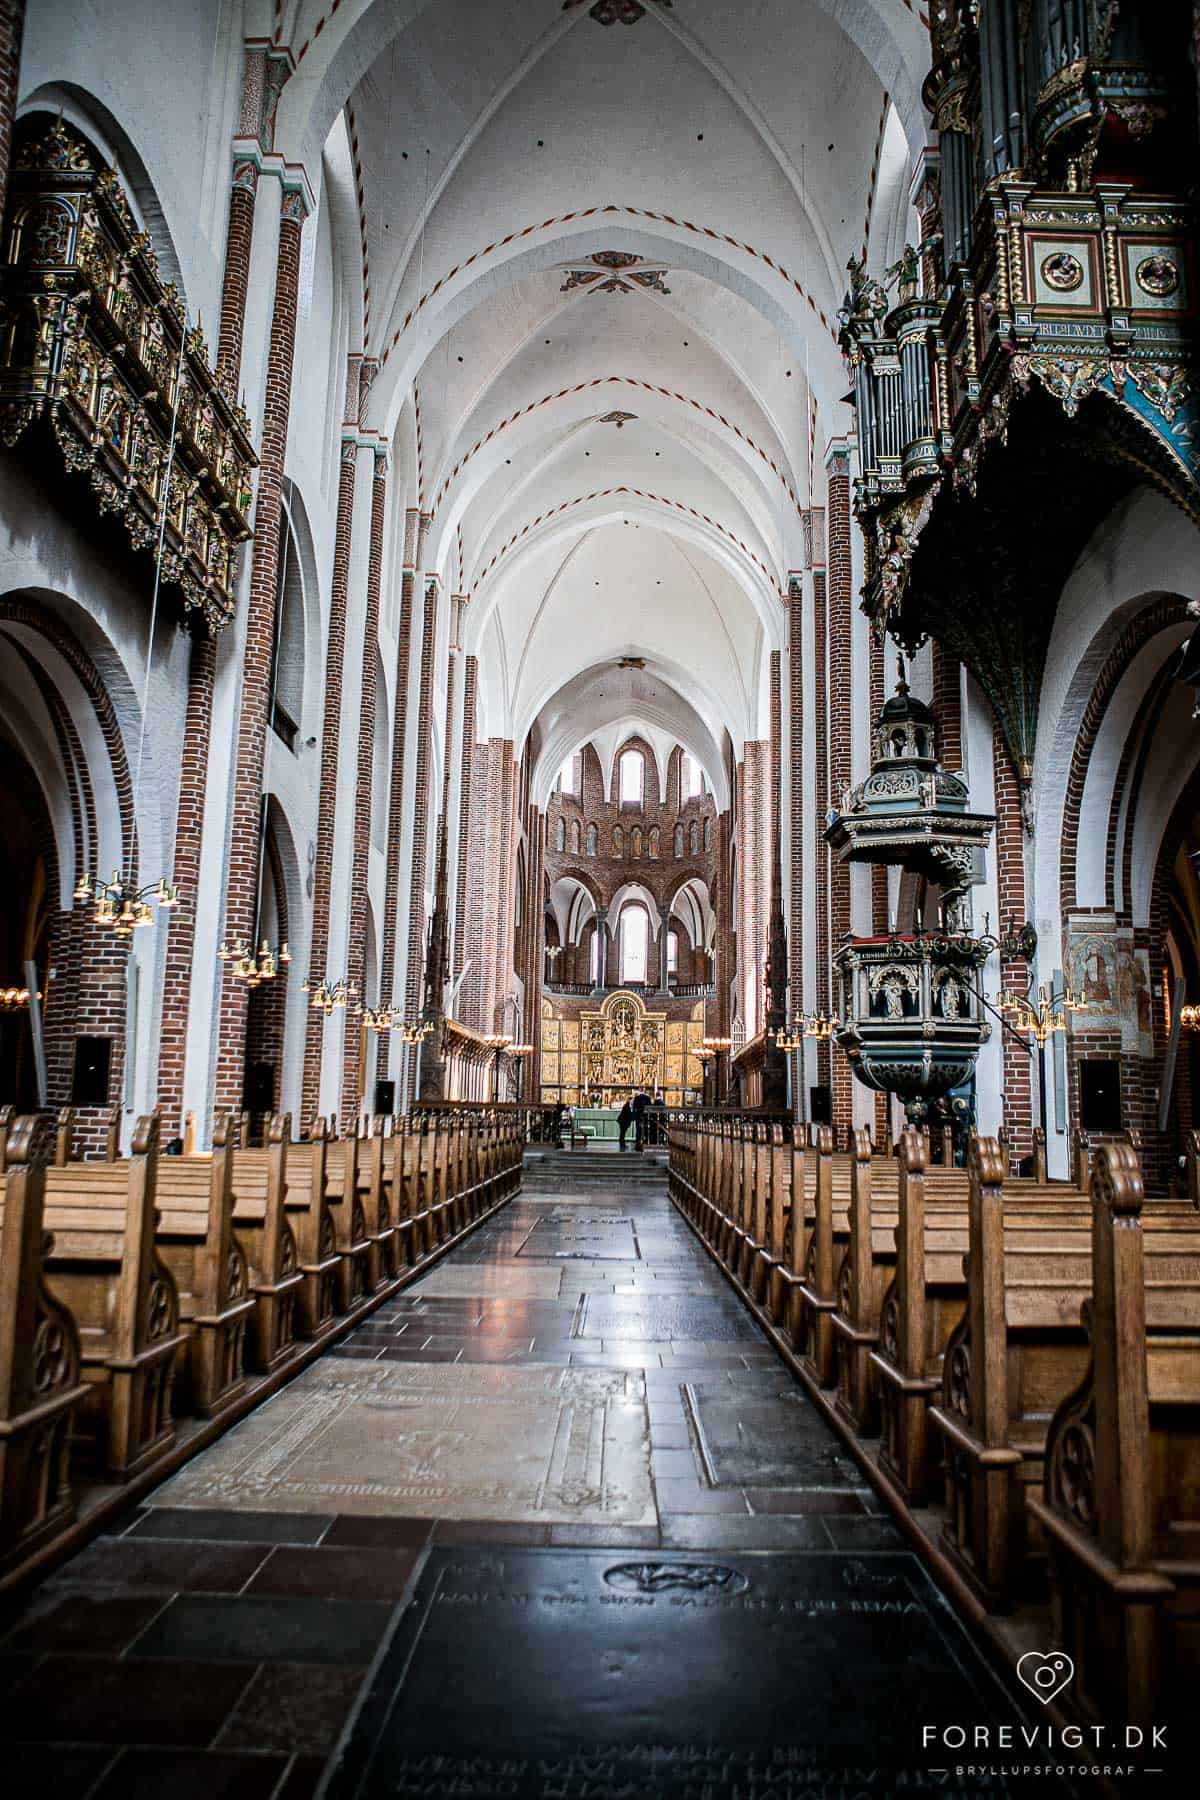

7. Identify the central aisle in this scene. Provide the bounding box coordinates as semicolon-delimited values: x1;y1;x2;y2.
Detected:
0;1153;1060;1799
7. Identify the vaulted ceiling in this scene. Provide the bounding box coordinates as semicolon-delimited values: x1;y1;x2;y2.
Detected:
281;0;927;783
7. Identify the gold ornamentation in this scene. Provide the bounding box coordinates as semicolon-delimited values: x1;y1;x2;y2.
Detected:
1126;362;1190;425
1135;253;1180;299
0;123;256;632
1040;250;1085;293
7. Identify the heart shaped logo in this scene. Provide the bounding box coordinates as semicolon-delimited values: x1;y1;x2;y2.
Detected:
1016;1651;1075;1705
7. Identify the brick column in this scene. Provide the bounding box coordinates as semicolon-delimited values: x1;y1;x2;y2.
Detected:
453;654;478;984
787;579;806;1114
869;627;889;1144
214;189;307;1113
340;446;389;1119
827;445;854;1136
217;162;259;388
0;1;25;223
156;147;265;1126
402;572;441;1058
813;559;830;1089
300;357;362;1124
377;509;421;1073
993;721;1033;1155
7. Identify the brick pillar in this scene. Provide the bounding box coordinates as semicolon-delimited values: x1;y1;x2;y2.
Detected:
377;509;421;1074
462;735;491;1030
340;446;389;1119
402;571;441;1070
932;640;963;771
993;721;1033;1155
494;742;518;1033
214;189;307;1113
301;358;362;1124
813;561;830;1089
217;163;259;387
869;627;889;1143
787;579;805;1115
524;808;546;1090
156;148;264;1124
453;654;478;985
0;1;25;223
827;445;853;1137
156;631;217;1129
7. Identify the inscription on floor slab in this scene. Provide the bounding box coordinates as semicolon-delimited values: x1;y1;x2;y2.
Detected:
151;1364;654;1524
685;1381;862;1488
575;1293;760;1342
406;1266;566;1299
326;1548;1062;1798
517;1213;641;1261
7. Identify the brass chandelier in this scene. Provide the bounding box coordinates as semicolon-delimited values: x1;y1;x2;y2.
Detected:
74;869;179;935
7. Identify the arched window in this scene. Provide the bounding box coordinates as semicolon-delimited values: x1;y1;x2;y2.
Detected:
631;826;642;859
703;816;712;853
270;507;304;751
556;817;566;853
674;823;684;858
619;748;644;806
667;929;678;974
586;822;598;856
514;856;524;928
613;824;624;857
620;905;649;984
558;756;576;796
689;820;700;856
571;819;582;854
648;826;660;859
682;753;703;800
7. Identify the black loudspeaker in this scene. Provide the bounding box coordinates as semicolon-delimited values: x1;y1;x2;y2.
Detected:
809;1084;833;1125
1079;1058;1122;1132
244;1061;276;1113
71;1036;112;1106
374;1079;396;1115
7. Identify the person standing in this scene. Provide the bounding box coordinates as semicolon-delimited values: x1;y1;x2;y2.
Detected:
617;1098;634;1151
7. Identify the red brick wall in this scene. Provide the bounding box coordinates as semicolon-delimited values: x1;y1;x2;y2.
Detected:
787;582;805;1036
827;449;853;1134
931;640;963;773
812;566;830;1090
993;721;1033;1154
156;632;216;1129
214;194;306;1113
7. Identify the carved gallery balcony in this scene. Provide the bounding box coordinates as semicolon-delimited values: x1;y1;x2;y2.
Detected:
0;122;257;633
843;180;1198;630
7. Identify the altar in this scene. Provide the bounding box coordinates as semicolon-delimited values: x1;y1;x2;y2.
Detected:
540;988;707;1108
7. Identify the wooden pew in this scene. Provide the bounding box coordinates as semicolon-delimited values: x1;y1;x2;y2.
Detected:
39;1115;186;1480
870;1130;1196;1509
140;1110;256;1418
0;1115;88;1575
323;1117;374;1310
1029;1141;1200;1731
228;1115;306;1371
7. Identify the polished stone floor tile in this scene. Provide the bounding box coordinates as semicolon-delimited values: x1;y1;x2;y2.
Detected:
0;1740;116;1799
0;1653;255;1745
128;1593;392;1665
321;1514;435;1548
0;1587;168;1655
60;1536;272;1593
214;1662;368;1755
92;1747;290;1800
246;1545;421;1600
128;1508;335;1545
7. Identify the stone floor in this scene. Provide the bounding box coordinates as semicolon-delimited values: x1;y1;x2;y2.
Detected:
0;1153;1076;1798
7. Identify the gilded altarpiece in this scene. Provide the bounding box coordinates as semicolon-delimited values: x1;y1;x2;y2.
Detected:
540;990;705;1104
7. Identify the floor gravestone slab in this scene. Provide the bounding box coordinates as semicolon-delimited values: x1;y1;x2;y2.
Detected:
323;1547;1074;1799
150;1363;655;1525
684;1381;862;1488
517;1213;641;1261
575;1294;760;1343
